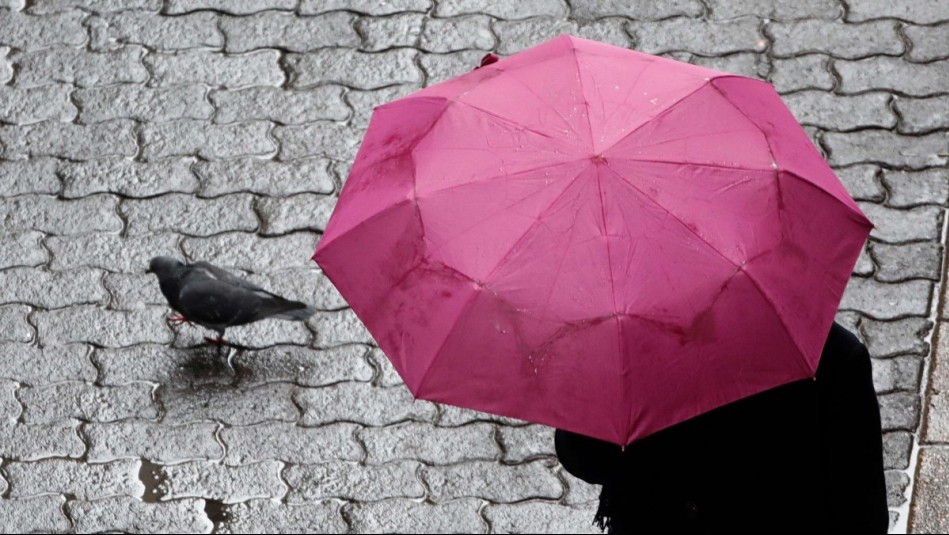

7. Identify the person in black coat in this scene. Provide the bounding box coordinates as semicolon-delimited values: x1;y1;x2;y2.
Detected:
555;322;888;534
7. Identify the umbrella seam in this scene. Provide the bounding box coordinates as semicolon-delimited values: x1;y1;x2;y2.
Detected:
603;156;774;173
482;164;595;284
598;79;715;157
412;157;581;198
601;163;815;378
568;39;596;152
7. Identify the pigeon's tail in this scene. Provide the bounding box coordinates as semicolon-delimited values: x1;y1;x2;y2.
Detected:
271;301;317;321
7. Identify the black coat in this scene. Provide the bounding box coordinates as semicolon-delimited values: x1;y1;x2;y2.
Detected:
555;322;888;534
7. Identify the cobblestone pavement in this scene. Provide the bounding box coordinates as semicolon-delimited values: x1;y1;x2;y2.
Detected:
0;0;946;533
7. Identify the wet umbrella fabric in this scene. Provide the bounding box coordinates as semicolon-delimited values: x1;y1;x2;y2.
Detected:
313;35;872;446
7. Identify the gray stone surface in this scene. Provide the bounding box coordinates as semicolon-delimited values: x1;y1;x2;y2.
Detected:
285;461;424;502
0;10;86;50
103;272;169;311
0;231;47;269
230;344;373;387
295;382;436;427
60;157;199;198
218;500;347;534
836;57;948;96
29;0;161;13
895;96;949;135
782;91;895;130
628;18;766;55
571;0;703;20
0;195;121;236
67;497;213;534
19;381;158;424
0;343;95;384
301;0;432;15
274;121;362;162
883;168;949;206
13;46;147;88
883;432;913;470
825;131;948;169
0;422;84;461
0;120;137;160
181;232;318;272
256;194;336;235
46;232;180;272
0;306;32;343
839;277;932;319
141;120;276;161
221;12;359;53
122;193;257;237
212;86;349;125
346;498;486;534
846;0;949;24
888;470;910;507
75;84;212;124
421;15;495;53
879;392;921;431
0;158;59;196
862;317;933;357
157;460;286;503
0;495;71;533
89;11;222;51
499;424;557;463
145;50;284;88
706;0;841;19
493;18;578;55
6;459;143;499
309;309;376;347
195;158;336;197
423;460;562;502
0;84;76;124
221;422;362;465
770;55;835;93
285;49;422;90
857;202;944;243
925;322;949;443
34;305;172;347
166;0;296;14
768;20;903;58
246;269;347;311
486;502;601;534
85;420;223;463
904;24;949;62
913;447;949;533
872;355;923;394
870;242;943;282
160;383;299;426
360;421;499;464
356;13;424;51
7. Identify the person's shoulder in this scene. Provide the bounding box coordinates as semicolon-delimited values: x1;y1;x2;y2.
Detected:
817;322;871;377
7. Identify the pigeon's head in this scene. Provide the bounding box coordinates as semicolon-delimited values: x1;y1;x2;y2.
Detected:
147;256;185;280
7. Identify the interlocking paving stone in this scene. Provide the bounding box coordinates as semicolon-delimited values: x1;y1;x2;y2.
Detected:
498;424;557;463
883;432;913;470
770;54;835;93
882;168;949;206
571;0;703;19
357;13;425;52
0;306;32;343
0;231;47;269
181;232;319;272
160;383;299;426
0;422;84;461
839;277;932;319
0;84;76;124
220;422;362;465
904;24;949;62
145;50;284;88
628;18;765;55
436;0;566;19
67;497;214;534
301;0;431;15
156;460;286;503
211;86;350;125
285;48;422;90
0;495;71;533
0;343;95;384
221;12;359;53
122;193;257;237
75;84;212;124
89;11;222;51
85;420;223;463
862;317;933;357
285;460;424;502
5;458;143;499
12;46;148;88
256;193;336;235
229;344;374;387
141;120;276;161
768;20;903;59
218;500;347;534
857;202;944;243
486;502;602;534
29;0;161;13
846;0;949;24
45;232;180;272
360;421;499;464
346;498;486;533
0;158;58;196
420;15;496;53
872;355;924;394
0;10;86;50
870;242;943;282
165;0;296;15
34;305;172;347
0;120;137;160
60;157;199;199
195;158;336;197
835;57;949;96
422;460;563;502
295;382;436;427
782;91;895;130
19;381;158;424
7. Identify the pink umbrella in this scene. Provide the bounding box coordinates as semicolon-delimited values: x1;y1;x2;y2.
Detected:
313;36;872;446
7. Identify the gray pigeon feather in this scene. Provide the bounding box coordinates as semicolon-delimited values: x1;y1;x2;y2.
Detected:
148;256;316;336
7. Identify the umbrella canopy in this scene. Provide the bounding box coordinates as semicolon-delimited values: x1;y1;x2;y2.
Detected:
314;35;872;446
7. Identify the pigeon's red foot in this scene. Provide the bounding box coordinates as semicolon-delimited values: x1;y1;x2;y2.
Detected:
168;313;192;325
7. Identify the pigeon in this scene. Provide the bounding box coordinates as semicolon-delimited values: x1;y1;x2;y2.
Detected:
147;256;316;345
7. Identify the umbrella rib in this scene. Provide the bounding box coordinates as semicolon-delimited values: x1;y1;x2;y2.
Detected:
605;156;773;173
600;163;814;377
412;156;579;197
568;42;596;150
482;164;593;284
489;67;588;145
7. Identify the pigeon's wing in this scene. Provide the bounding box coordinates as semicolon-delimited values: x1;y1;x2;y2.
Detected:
188;261;277;296
178;278;311;330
